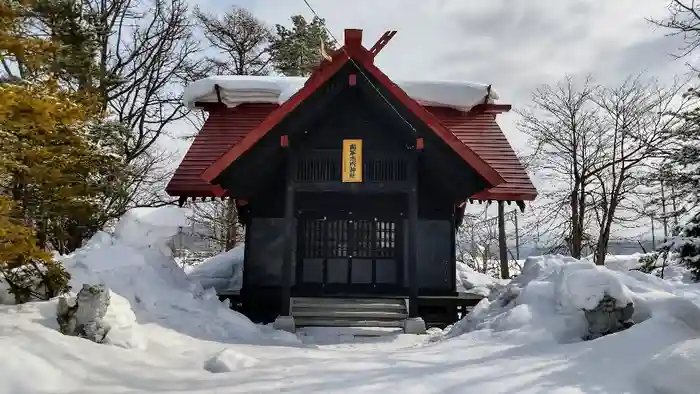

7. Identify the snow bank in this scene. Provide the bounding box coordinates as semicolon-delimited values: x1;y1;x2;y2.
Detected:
602;253;646;272
448;255;700;343
184;75;498;112
58;206;299;348
455;262;504;297
638;338;700;394
113;206;189;253
186;246;244;293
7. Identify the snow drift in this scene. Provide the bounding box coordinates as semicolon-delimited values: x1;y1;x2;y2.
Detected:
455;261;504;297
56;206;298;348
183;75;499;112
185;246;244;294
449;255;700;343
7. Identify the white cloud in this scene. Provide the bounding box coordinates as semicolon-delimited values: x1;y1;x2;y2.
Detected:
169;0;691;239
186;0;688;146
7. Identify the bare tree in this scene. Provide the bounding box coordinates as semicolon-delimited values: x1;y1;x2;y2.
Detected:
520;73;692;264
589;76;690;264
194;6;272;76
649;0;700;59
189;199;244;252
83;0;207;162
183;5;274;252
518;76;607;258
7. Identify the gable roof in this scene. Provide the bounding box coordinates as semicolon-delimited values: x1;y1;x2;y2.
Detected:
200;29;505;188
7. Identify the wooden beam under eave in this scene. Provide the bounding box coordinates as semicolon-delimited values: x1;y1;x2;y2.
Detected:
470;103;513;114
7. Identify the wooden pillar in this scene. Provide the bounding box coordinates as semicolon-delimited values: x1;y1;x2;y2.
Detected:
280;148;296;316
449;206;457;293
514;210;520;260
498;201;510;279
407;152;419;317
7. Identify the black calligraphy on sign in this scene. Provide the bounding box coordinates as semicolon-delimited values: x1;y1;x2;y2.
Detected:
349;143;357;179
342;139;362;182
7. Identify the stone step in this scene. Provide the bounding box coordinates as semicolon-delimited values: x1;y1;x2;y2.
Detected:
292;309;408;320
294;317;405;328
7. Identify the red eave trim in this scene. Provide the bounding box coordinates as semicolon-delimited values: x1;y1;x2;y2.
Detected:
165;187;231;198
201;52;351;183
471;190;537;201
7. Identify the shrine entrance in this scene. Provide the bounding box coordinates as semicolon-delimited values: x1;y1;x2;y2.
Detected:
295;193;406;296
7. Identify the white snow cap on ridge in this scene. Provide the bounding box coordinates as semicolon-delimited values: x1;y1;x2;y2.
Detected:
183;75;499;112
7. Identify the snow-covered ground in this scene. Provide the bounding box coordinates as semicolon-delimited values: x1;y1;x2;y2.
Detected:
2;206;700;394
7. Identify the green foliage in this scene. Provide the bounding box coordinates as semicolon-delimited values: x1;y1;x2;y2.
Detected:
0;0;126;302
663;205;700;280
651;79;700;280
269;15;335;77
0;197;71;303
636;252;663;274
30;0;104;92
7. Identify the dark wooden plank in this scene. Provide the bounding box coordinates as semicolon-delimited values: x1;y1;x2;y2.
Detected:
280;150;296;316
293;182;411;193
408;151;419;317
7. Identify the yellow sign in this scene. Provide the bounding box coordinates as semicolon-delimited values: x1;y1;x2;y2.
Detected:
342;139;363;183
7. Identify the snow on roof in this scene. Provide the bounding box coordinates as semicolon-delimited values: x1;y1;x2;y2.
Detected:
183;75;499;112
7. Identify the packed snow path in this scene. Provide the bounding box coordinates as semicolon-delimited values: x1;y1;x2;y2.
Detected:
1;304;696;394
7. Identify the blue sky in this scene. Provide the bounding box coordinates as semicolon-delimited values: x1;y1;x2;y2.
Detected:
165;0;694;242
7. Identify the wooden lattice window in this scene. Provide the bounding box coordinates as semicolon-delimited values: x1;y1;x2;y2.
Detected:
300;218;397;260
296;151;408;183
296;155;340;182
365;157;407;182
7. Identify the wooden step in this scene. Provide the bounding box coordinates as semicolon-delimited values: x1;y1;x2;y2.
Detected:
295;317;405;328
292;309;408;320
291;297;407;310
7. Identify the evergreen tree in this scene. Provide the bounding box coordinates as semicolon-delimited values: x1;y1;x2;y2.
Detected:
631;1;700;276
29;0;104;93
269;15;335;77
654;87;700;279
0;0;123;302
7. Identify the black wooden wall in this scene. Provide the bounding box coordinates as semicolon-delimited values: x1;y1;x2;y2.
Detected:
237;64;458;303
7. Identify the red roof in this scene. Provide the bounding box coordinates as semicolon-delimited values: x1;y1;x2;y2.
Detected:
166;29;537;202
166;103;536;201
200;29;504;188
165;103;277;198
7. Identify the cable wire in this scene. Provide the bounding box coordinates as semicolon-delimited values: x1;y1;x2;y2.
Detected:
301;0;418;134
